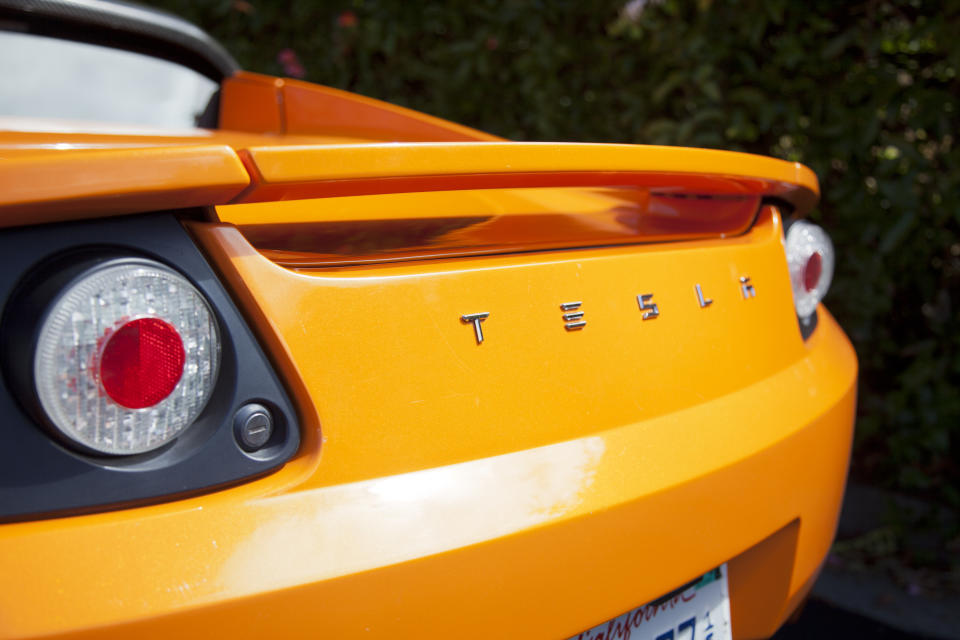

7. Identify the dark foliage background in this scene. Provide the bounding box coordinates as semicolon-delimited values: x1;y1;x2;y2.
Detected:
147;0;959;508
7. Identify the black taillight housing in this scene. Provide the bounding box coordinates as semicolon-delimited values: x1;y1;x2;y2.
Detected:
0;213;299;521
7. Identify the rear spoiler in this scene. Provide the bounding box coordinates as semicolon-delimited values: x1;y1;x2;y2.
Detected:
0;141;819;228
0;145;249;228
230;141;819;213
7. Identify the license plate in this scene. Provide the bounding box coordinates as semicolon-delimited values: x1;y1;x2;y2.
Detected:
569;565;732;640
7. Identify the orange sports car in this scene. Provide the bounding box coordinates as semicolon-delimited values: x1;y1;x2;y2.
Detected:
0;1;857;639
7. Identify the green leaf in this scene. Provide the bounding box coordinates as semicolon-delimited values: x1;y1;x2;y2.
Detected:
652;71;686;105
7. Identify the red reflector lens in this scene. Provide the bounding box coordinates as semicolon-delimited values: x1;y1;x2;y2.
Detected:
803;251;823;292
100;318;185;409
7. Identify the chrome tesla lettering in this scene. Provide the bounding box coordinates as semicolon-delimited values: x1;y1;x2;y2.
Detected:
460;312;490;344
459;274;768;340
695;284;713;308
560;301;586;330
637;293;659;319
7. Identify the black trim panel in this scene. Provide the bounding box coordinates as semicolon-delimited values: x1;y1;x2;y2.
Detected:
798;308;819;341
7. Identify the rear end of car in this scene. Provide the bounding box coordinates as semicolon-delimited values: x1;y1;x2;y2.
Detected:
0;2;856;639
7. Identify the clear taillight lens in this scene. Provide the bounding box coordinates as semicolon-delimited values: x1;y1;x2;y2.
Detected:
785;220;835;319
34;259;220;455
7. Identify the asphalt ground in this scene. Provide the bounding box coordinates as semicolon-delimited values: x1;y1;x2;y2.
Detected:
770;481;960;639
773;598;943;639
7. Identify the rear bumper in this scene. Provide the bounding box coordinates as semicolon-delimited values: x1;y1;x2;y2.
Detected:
0;307;856;640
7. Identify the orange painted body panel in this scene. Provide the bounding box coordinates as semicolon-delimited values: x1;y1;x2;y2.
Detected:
221;187;762;267
0;279;855;639
232;141;819;213
0;125;816;228
191;208;824;488
0;144;249;226
221;71;501;142
0;123;359;227
0;202;856;638
0;60;855;640
220;73;285;135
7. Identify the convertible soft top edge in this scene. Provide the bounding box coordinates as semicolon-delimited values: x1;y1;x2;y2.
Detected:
0;0;239;81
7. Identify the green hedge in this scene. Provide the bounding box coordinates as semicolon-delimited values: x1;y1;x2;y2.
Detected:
149;0;959;504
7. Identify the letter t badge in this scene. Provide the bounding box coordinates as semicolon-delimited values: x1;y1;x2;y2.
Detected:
461;312;490;344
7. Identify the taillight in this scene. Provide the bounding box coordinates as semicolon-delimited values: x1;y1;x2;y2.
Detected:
0;214;300;520
33;259;220;455
785;220;834;319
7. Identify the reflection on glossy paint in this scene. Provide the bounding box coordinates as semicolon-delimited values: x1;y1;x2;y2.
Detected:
229;188;761;267
218;436;605;596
